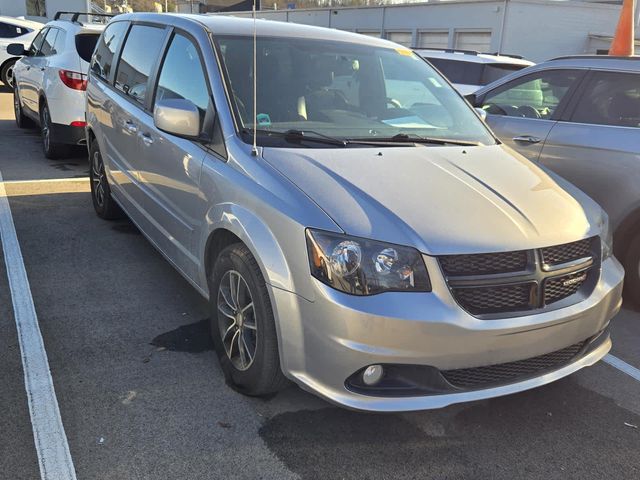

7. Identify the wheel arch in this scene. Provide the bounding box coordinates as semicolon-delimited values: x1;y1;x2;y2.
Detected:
200;204;294;297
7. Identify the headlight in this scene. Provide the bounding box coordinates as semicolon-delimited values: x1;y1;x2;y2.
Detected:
306;229;431;295
599;212;613;260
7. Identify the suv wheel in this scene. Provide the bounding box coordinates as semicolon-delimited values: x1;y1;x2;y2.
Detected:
623;232;640;308
40;101;68;159
89;139;123;220
13;85;33;129
1;59;17;88
209;243;288;396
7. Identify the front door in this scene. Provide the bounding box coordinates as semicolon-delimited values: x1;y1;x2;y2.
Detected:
16;27;47;112
480;69;585;162
136;31;212;275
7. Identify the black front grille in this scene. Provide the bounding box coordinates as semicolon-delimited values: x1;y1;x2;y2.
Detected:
541;238;592;266
453;283;534;315
439;237;598;317
544;270;590;305
442;341;586;388
439;250;528;276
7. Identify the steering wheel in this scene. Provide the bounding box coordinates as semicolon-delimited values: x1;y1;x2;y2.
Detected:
386;98;403;109
518;105;542;119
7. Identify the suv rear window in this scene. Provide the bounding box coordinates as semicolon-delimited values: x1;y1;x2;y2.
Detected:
76;33;100;63
425;58;525;86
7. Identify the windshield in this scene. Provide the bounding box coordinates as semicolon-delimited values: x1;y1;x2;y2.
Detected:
217;36;496;146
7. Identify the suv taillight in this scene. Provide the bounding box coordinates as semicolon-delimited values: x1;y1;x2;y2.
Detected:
58;70;87;91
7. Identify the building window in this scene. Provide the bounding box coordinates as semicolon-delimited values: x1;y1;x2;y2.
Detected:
454;31;491;53
417;31;449;50
386;31;413;47
26;0;46;17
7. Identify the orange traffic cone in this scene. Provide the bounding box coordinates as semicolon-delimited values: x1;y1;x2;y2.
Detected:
609;0;635;56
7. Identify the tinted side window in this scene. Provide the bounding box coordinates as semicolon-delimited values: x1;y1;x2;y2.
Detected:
39;28;58;57
28;28;47;56
427;58;483;85
115;25;166;105
90;21;128;81
155;33;211;116
52;29;66;55
0;22;27;39
571;72;640;128
482;70;580;119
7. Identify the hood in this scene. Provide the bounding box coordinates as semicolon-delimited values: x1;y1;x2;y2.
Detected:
262;144;604;255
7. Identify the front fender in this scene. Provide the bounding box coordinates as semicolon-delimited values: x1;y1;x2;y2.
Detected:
199;203;294;297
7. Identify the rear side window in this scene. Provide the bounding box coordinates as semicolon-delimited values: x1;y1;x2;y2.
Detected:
571;71;640;128
76;33;99;63
28;28;47;56
39;28;59;57
115;24;166;105
52;30;66;55
0;22;31;39
91;21;128;81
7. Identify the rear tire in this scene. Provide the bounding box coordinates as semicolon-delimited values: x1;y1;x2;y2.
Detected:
40;101;69;159
623;232;640;308
1;59;17;87
13;84;33;129
209;243;288;396
89;138;123;220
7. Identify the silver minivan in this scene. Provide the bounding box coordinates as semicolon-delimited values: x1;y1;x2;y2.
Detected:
470;56;640;303
86;14;623;412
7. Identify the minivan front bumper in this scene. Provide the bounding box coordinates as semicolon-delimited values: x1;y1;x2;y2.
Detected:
269;255;623;412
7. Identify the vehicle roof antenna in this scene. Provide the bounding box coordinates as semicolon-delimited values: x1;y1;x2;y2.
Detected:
251;0;258;156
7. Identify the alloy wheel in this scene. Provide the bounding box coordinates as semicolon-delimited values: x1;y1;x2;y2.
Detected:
217;270;257;371
6;64;14;88
13;90;20;118
91;150;106;208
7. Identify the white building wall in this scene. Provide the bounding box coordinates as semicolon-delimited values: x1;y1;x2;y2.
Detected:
0;0;90;20
226;0;624;62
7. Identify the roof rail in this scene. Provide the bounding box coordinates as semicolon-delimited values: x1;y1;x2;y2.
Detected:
412;47;479;56
488;52;524;59
550;54;639;61
53;11;114;24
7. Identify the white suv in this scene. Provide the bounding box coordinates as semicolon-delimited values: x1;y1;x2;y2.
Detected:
0;16;43;87
414;49;534;95
10;12;108;158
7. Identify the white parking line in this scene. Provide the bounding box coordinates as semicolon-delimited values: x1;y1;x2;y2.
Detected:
603;354;640;382
0;171;77;480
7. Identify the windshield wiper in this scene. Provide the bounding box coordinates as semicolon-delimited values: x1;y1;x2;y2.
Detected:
351;133;481;147
243;128;348;147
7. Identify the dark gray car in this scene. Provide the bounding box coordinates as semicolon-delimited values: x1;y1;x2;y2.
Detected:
470;56;640;302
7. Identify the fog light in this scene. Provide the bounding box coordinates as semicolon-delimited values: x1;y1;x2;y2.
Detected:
362;365;384;386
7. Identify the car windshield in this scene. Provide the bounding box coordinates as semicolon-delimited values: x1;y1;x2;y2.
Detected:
217;35;496;146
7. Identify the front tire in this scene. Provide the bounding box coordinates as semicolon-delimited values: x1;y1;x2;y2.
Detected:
209;243;288;396
89;139;123;220
40;101;68;159
623;232;640;308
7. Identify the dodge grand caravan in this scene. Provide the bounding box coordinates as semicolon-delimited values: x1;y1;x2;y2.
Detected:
85;14;623;412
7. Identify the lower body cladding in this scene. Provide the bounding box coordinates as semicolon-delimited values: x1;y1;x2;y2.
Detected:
268;256;624;412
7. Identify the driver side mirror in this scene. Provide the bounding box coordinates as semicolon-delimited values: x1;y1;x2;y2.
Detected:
154;99;202;139
475;108;487;121
7;43;27;56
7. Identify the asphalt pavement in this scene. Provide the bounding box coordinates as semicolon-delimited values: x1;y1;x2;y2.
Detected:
1;85;639;480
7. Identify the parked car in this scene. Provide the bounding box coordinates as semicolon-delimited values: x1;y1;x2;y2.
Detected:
9;12;108;158
414;49;534;95
86;14;622;412
469;56;640;303
0;15;43;87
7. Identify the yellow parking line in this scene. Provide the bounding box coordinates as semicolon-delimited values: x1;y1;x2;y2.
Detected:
0;177;90;197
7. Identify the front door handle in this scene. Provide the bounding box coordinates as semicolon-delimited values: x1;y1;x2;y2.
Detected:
26;66;31;71
124;121;138;134
513;135;541;144
140;133;154;146
40;67;45;72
